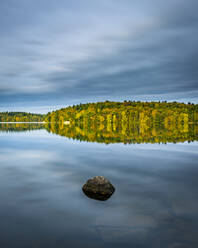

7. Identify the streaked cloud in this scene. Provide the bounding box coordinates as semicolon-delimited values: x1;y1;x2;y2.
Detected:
0;0;197;112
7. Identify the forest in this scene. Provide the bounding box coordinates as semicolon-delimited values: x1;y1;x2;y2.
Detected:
0;112;45;122
45;101;198;124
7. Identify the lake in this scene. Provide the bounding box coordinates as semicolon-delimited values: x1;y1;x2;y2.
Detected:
0;123;198;248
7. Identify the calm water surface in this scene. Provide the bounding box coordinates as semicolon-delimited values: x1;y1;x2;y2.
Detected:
0;124;198;248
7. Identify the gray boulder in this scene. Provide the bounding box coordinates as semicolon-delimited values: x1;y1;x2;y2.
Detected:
82;176;115;201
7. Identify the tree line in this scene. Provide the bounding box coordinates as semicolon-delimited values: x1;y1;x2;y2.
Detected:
45;101;198;125
0;112;45;122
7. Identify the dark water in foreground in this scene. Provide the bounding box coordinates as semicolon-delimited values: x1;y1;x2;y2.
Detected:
0;123;198;248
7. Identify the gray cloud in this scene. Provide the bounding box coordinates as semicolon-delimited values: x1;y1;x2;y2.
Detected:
0;0;198;112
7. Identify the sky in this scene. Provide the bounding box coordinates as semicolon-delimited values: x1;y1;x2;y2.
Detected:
0;0;198;113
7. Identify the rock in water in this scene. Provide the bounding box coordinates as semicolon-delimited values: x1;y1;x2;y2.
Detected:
82;176;115;201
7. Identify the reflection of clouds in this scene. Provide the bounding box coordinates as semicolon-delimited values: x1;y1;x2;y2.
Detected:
128;143;198;154
0;149;60;164
95;211;157;228
0;131;198;247
172;198;198;216
168;244;189;248
92;210;198;245
93;225;150;244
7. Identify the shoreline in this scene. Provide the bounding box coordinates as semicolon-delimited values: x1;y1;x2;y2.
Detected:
0;122;45;124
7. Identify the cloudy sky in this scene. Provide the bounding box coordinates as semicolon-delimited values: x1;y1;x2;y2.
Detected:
0;0;198;113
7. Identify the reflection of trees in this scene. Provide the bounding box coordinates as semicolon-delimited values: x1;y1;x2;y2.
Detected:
0;123;45;132
45;117;198;144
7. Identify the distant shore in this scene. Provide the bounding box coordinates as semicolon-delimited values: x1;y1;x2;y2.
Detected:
0;122;45;123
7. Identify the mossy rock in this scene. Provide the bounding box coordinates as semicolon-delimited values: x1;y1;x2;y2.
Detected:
82;176;115;201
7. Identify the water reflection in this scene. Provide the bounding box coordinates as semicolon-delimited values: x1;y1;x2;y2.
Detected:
0;124;198;247
45;121;198;144
0;122;44;132
1;122;198;144
82;188;114;201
